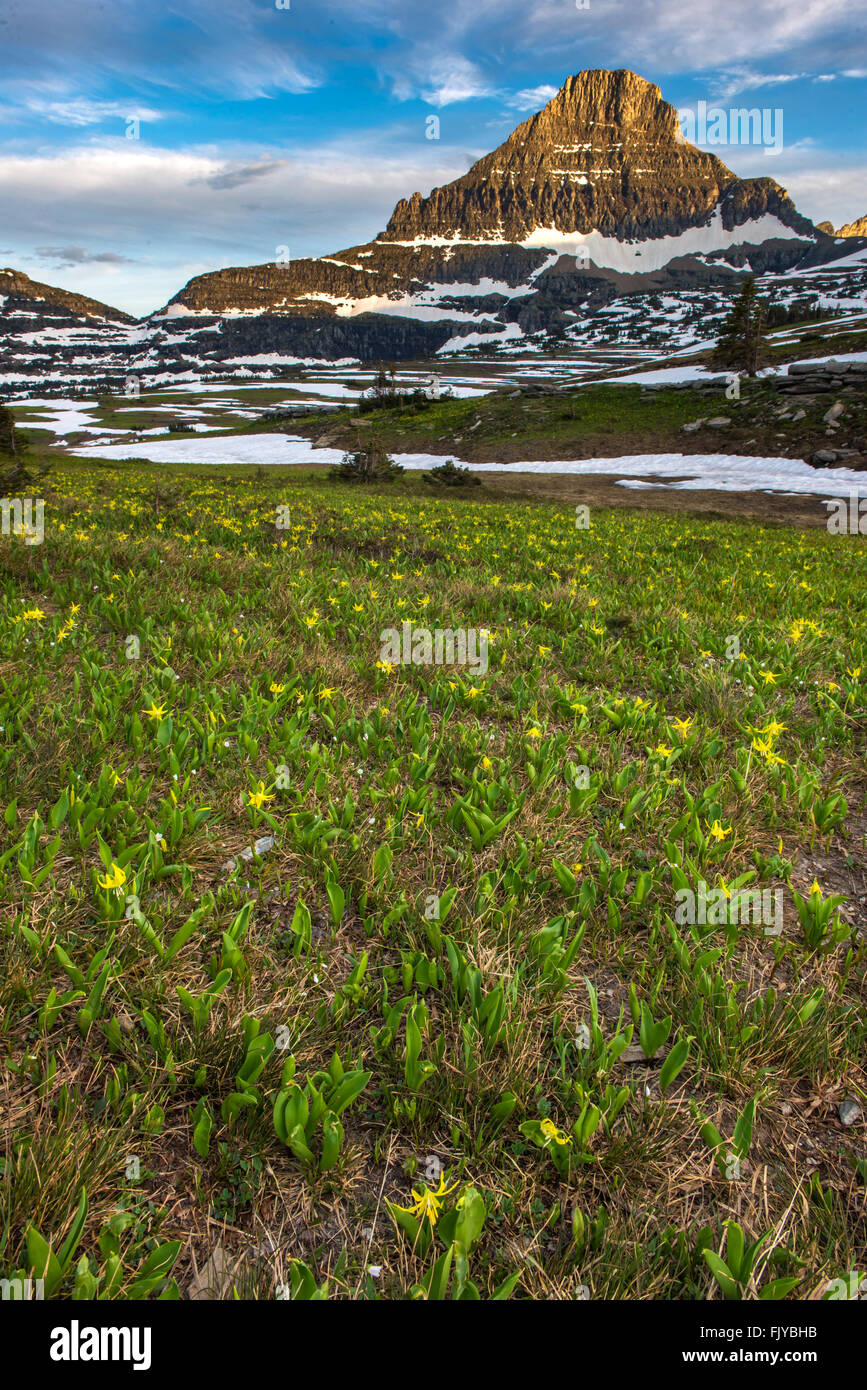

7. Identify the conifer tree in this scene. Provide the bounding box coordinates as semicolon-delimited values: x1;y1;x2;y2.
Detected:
0;402;17;457
713;275;768;376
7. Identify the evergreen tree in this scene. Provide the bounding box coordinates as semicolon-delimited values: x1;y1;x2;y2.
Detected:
0;402;17;457
329;435;404;484
0;400;50;494
713;275;769;377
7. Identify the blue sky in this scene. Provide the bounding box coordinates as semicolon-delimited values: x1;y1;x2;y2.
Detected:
0;0;864;315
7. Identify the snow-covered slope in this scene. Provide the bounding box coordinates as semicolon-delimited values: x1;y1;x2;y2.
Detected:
2;69;864;390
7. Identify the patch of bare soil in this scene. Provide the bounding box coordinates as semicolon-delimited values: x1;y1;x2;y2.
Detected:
478;472;847;529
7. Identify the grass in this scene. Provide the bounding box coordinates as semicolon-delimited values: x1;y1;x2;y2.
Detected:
1;458;865;1301
261;383;708;459
274;379;867;466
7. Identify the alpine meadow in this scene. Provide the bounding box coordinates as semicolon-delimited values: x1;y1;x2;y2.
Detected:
0;0;865;1343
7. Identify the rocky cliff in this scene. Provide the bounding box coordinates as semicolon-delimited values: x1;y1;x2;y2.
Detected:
382;69;814;244
153;69;847;361
2;70;863;384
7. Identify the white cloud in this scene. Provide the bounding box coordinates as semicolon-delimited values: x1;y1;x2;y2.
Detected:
419;57;496;107
0;0;322;101
723;142;867;228
0;138;469;315
504;84;559;111
520;0;859;74
707;69;802;102
23;98;164;127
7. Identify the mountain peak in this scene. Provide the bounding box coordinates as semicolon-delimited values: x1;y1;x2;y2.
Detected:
152;65;830;362
530;68;666;127
838;214;867;237
380;66;805;245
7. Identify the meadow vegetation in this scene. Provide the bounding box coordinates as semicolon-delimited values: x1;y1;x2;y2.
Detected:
1;460;865;1300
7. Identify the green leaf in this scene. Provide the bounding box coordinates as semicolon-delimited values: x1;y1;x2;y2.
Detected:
325;880;345;929
759;1276;801;1300
164;903;209;962
551;858;577;897
491;1270;522;1299
138;1241;181;1283
453;1186;486;1252
192;1101;213;1158
639;1003;672;1059
58;1189;88;1273
329;1070;371;1115
659;1037;691;1094
703;1249;740;1300
733;1098;756;1161
725;1222;745;1282
26;1226;63;1296
425;1243;454;1301
372;842;393;880
459;808;482;851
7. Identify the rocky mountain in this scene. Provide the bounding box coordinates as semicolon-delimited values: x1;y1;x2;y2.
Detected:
1;69;865;389
382;69;811;245
817;216;867;238
152;68;856;363
0;267;134;324
0;267;145;391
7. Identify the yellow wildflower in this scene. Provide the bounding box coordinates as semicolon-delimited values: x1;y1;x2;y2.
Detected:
247;781;275;810
98;862;127;891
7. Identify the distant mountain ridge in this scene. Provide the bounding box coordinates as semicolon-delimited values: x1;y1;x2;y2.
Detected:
380;69;813;245
2;69;865;384
0;268;133;323
153;69;854;359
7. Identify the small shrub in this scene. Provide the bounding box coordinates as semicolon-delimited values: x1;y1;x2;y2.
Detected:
422;458;481;487
329;437;404;484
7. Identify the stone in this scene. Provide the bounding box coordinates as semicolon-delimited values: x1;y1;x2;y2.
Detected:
836;215;867;236
838;1099;862;1127
705;416;732;429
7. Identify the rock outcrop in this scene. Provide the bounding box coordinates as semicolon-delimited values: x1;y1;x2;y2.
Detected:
0;268;133;323
837;215;867;238
153;70;852;361
2;70;865;382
